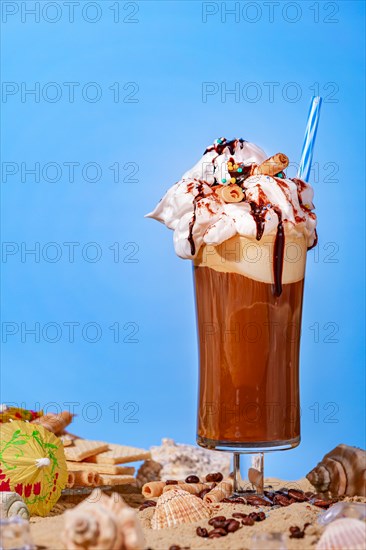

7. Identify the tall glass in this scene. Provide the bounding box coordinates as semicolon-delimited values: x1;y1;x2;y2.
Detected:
193;233;307;495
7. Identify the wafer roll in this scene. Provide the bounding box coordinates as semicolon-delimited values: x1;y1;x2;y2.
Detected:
142;481;184;498
255;153;289;177
32;411;74;435
219;184;244;204
73;471;101;487
203;480;233;503
66;472;76;489
163;482;207;495
142;481;168;498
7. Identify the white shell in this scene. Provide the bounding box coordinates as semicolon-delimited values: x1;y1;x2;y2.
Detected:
0;492;30;520
61;489;145;550
316;518;366;550
151;487;211;530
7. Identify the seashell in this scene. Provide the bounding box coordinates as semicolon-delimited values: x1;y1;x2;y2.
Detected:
32;411;73;435
136;459;162;488
318;502;366;526
316;518;366;550
61;489;145;550
0;492;30;520
306;444;366;497
151;487;211;530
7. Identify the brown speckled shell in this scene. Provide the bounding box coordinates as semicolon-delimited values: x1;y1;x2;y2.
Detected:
306;444;366;497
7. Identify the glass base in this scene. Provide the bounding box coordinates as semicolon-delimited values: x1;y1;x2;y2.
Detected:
197;434;300;453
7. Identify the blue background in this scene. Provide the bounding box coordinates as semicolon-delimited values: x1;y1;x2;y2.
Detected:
1;1;365;478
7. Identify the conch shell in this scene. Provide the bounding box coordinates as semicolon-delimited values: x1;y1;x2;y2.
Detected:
306;444;366;497
61;489;145;550
316;518;366;550
0;491;29;520
151;487;211;530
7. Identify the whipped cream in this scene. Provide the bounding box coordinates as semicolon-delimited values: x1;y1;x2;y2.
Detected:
147;138;317;260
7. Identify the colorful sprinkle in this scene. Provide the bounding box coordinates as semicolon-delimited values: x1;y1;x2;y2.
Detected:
233;164;238;170
216;138;223;144
276;172;284;178
237;168;242;173
221;178;227;183
230;177;236;184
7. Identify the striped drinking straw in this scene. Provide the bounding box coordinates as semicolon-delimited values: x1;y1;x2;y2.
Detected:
297;96;322;181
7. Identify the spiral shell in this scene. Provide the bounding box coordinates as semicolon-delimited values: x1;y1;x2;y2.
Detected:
316;518;366;550
0;492;29;520
61;489;145;550
151;487;211;530
306;444;366;497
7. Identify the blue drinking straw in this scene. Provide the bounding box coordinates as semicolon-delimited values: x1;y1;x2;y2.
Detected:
297;96;322;181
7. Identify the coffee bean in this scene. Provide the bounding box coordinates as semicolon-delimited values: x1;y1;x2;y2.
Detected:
291;532;305;539
289;526;305;539
209;528;227;537
288;489;307;502
242;516;255;526
210;482;217;490
185;475;200;484
206;472;223;483
232;512;248;519
273;494;291;507
208;533;223;539
165;480;178;485
169;546;181;550
211;520;227;529
226;519;240;532
311;499;333;509
246;495;270;506
248;511;266;522
197;488;211;499
196;527;208;538
208;515;226;525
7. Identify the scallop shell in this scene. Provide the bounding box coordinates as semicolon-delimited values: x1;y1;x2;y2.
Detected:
316;518;366;550
151;487;211;530
0;492;30;520
61;489;145;550
307;444;366;497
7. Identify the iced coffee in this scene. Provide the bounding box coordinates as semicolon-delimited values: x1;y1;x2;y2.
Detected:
147;137;317;451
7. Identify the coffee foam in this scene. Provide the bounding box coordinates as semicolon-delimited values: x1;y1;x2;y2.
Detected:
194;233;307;285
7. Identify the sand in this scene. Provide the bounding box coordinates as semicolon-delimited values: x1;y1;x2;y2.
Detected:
28;478;360;550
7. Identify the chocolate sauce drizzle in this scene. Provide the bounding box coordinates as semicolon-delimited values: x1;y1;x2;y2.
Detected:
272;207;285;297
249;202;266;241
188;182;205;256
188;201;197;256
204;138;246;156
291;177;318;250
249;199;285;297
